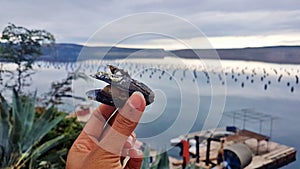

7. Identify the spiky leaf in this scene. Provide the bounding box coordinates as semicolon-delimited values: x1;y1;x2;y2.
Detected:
0;93;12;166
22;107;66;151
11;89;36;145
157;150;169;169
29;135;66;169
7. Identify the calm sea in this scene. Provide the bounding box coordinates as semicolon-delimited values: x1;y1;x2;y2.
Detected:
1;58;299;168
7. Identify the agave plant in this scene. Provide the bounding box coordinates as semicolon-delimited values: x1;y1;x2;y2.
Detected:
0;89;66;169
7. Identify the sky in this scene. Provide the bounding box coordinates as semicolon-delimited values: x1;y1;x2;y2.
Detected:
1;0;300;49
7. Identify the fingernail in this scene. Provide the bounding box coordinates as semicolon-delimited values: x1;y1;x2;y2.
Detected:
129;92;145;111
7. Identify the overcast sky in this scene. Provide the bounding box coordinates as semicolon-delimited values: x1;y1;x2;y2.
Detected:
1;0;300;49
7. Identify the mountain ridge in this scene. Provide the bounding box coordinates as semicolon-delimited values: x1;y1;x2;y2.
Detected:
171;45;300;64
1;43;300;64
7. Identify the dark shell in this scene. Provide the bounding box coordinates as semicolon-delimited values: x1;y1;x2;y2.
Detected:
86;88;127;107
87;65;155;107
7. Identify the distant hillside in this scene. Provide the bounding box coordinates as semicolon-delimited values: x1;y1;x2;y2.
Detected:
41;44;300;64
1;43;300;64
40;43;165;62
171;46;300;64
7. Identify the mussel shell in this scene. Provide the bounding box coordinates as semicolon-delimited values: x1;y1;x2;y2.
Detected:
86;88;154;107
86;89;126;107
91;72;155;105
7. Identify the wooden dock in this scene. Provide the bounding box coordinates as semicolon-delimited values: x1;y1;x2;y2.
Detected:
169;128;296;169
244;140;296;169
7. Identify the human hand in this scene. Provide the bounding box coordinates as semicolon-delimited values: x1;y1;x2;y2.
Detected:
66;92;146;169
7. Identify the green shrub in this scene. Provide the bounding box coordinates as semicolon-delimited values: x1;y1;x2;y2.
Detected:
35;109;83;168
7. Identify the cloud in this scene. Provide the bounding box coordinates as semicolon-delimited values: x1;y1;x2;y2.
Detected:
191;10;300;36
0;0;300;48
208;33;300;49
130;0;300;14
99;32;300;50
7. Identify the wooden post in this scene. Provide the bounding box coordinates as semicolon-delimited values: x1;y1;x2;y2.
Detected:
195;136;200;163
205;138;211;166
